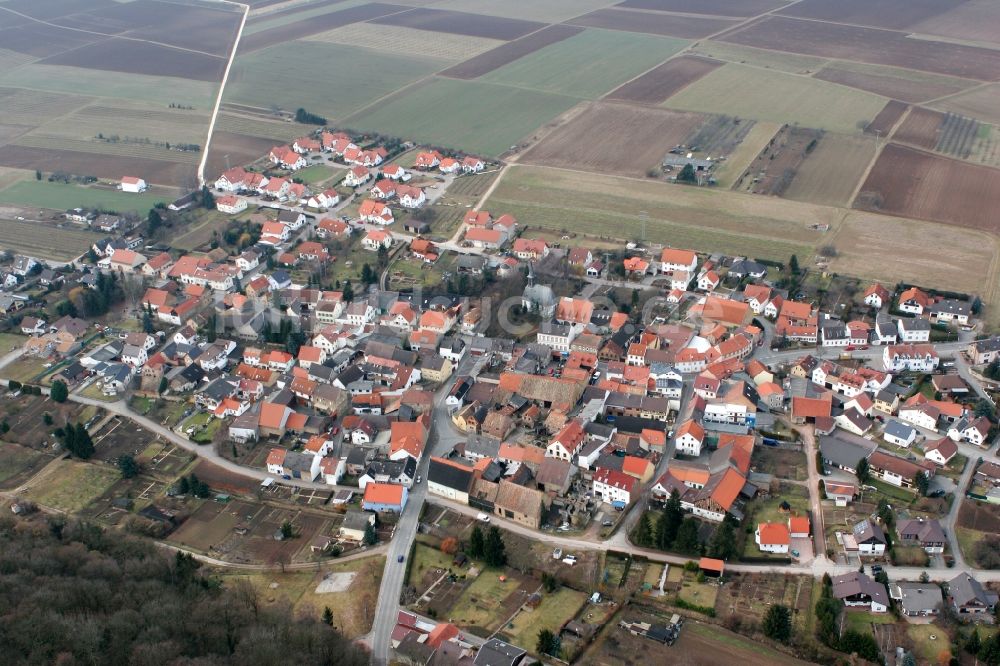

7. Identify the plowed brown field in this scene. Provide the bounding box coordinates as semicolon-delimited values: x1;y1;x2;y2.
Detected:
893;107;944;149
855;143;1000;233
439;25;582;79
606;55;722;104
519;102;706;177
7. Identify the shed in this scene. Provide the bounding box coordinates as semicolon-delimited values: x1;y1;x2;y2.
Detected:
699;557;725;577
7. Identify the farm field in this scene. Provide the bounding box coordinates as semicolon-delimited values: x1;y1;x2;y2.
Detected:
305;22;504;61
933;84;1000;127
606;55;722;104
0;144;198;187
892;106;944;150
0;218;100;261
225;42;447;122
568;8;739;39
689;41;828;74
519;102;706;177
500;587;588;651
440;25;583;79
777;0;956;30
239;3;405;52
0;66;217;108
22;459;120;513
910;0;1000;47
369;8;545;40
719;16;1000;81
486;165;837;262
243;0;372;35
664;63;887;134
430;0;614;23
827;210;996;296
0;180;168;211
855;143;1000;233
481;29;688;99
866;100;909;136
619;0;789;15
813;61;977;104
344;78;581;156
784;133;875;207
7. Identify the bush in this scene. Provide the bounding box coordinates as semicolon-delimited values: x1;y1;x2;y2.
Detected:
674;598;716;617
972;535;1000;569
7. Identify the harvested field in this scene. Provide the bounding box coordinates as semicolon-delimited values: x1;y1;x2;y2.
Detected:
784;133;874;207
689;41;827;74
486;165;837;262
617;0;789;16
815;63;976;103
370;8;545;40
0;144;192;187
666;63;886;134
893;107;944;150
240;3;409;52
855;143;1000;233
40;39;227;82
0;218;105;260
933;84;1000;127
684;114;756;159
244;0;346;27
720;16;1000;81
0;87;93;126
344;77;580;157
520;102;706;176
713;121;780;188
607;55;722;104
865;100;908;136
204;132;285;178
214;114;302;141
431;0;612;23
969;125;1000;169
777;0;956;30
911;0;1000;47
16;134;198;165
823;211;997;296
482;28;688;99
227;41;445;122
734;127;824;196
0;23;102;58
569;8;738;38
61;1;243;57
0;442;51;490
440;25;583;79
306;22;504;61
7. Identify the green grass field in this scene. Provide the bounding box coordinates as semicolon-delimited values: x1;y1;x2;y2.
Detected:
665;63;888;134
24;460;119;513
690;41;829;74
482;29;688;99
486;165;825;262
347;77;581;156
226;42;447;120
0;180;169;212
432;0;614;22
295;164;338;185
0;442;47;487
0;64;216;108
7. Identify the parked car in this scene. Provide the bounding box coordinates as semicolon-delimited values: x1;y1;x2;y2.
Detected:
476;513;490;523
397;555;405;563
562;555;577;566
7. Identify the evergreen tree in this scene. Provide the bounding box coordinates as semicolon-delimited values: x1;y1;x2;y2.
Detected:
363;521;378;546
484;526;507;567
117;454;140;479
856;457;870;484
467;525;485;559
322;606;334;626
342;280;354;303
178;476;190;494
673;518;702;555
677;163;697;183
789;254;800;274
657;490;684;549
50;380;68;403
707;518;737;560
968;628;982;655
635;512;653;547
762;604;792;643
536;629;560;656
158;377;168;394
147;208;163;237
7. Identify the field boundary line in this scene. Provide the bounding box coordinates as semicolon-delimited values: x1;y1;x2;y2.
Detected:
199;0;250;186
922;80;994;106
0;5;229;60
848;104;910;204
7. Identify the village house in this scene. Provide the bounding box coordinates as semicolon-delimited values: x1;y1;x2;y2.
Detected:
755;522;789;554
832;572;889;613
